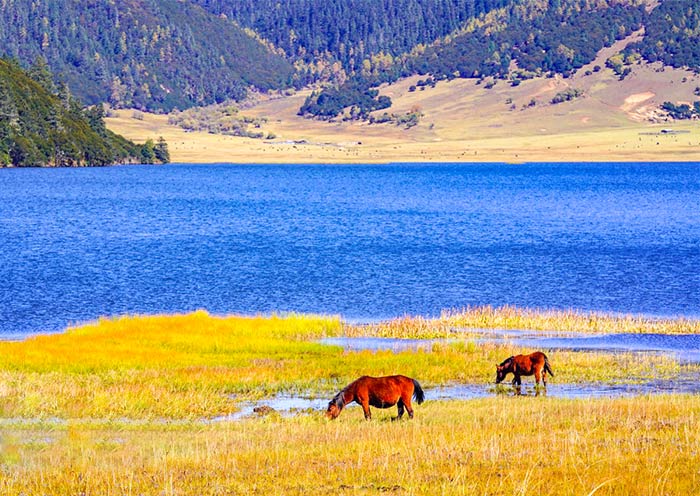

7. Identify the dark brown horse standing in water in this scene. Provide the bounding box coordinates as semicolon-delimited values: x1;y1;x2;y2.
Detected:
496;351;554;387
326;375;425;420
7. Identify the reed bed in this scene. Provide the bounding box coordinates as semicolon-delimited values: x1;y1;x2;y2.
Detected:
0;311;694;420
1;395;698;495
347;305;700;338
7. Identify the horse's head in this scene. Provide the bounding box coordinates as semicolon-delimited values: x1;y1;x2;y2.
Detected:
325;391;345;419
495;356;514;384
325;401;341;419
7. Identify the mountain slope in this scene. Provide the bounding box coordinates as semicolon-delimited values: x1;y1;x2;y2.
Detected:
105;36;700;165
0;58;142;166
192;0;513;70
0;0;294;111
622;0;700;71
408;0;648;79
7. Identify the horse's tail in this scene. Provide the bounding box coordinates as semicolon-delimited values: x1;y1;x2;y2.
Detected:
544;356;555;377
412;379;425;404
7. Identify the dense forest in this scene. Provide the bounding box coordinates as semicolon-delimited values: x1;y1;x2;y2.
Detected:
622;0;700;72
1;0;699;120
0;58;164;167
409;0;647;79
301;0;648;119
192;0;512;81
0;0;294;112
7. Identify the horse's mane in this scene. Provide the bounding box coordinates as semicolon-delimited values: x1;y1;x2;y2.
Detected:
499;356;514;367
330;388;347;409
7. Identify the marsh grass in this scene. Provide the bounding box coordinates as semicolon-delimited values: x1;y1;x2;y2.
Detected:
1;395;698;495
1;311;699;494
347;305;700;338
0;311;695;420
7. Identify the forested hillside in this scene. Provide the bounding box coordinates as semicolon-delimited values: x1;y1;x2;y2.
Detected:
300;0;649;119
2;0;699;121
622;0;700;72
0;58;155;167
193;0;512;82
408;0;647;79
0;0;294;111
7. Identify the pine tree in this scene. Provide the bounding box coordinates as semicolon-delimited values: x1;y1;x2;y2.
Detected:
140;138;156;164
0;79;17;165
154;136;170;163
28;56;55;94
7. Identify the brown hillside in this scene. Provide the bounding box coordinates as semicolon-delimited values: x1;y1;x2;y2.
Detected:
106;32;700;163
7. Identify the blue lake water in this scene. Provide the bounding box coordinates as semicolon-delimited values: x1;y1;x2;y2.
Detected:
321;332;700;363
1;162;699;338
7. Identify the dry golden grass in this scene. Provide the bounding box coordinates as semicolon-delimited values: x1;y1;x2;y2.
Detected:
346;305;700;338
1;395;699;495
1;311;698;494
106;48;700;165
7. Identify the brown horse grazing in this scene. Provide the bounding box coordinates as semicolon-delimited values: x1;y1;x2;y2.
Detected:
496;351;554;387
326;375;425;420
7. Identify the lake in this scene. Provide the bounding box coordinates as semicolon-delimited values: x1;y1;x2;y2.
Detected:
1;162;699;338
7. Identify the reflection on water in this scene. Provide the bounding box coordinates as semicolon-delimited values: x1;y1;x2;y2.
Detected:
215;395;330;421
217;375;700;421
465;329;700;363
322;331;700;363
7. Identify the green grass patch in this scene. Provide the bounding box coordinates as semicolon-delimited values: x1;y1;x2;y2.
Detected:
0;311;696;420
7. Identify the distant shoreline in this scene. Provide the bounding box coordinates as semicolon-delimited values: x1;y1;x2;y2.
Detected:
106;110;700;165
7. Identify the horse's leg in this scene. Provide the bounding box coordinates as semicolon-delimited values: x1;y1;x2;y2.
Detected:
397;399;405;419
360;399;371;420
512;374;521;386
401;391;414;419
535;368;542;386
405;399;414;419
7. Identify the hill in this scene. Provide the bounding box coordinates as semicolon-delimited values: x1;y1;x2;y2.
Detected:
191;0;512;79
622;0;700;72
299;0;654;119
105;32;700;164
0;58;148;167
3;0;700;122
0;0;295;112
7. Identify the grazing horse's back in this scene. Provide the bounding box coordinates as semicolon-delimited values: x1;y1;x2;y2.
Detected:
326;375;425;420
496;351;553;386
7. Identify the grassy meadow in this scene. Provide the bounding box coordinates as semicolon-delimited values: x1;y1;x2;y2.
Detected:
1;309;699;494
2;396;699;495
350;305;700;338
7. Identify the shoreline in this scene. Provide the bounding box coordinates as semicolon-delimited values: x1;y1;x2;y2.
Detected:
105;110;700;165
4;306;699;343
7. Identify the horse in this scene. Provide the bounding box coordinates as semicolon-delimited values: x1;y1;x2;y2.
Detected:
326;375;425;420
496;351;554;387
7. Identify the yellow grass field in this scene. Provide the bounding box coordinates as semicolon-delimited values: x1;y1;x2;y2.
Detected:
1;311;699;494
2;396;699;495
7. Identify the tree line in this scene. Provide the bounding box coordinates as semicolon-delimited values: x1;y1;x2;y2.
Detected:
0;0;294;112
2;0;698;121
621;0;700;72
301;0;647;119
193;0;511;80
0;57;168;167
